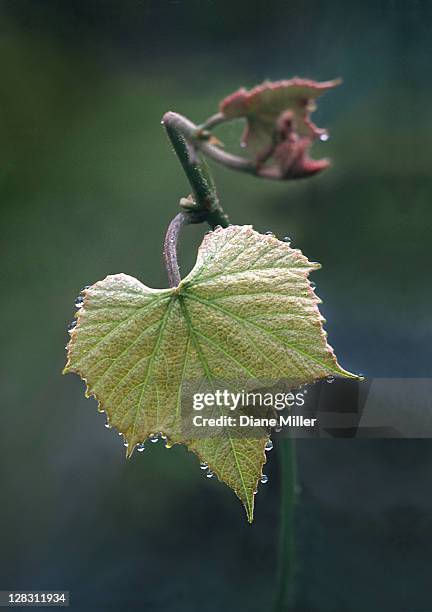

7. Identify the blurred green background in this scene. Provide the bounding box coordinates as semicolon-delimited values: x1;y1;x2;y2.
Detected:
1;1;431;610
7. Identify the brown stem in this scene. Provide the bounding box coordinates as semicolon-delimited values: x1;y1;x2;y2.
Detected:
163;212;193;287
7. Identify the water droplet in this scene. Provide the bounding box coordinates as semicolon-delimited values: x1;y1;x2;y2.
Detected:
214;225;222;231
319;132;329;142
118;432;123;436
104;423;111;429
200;462;209;470
75;296;84;308
164;440;173;449
206;470;214;478
160;119;165;125
265;230;275;236
160;433;167;440
82;285;90;291
67;320;77;332
124;442;128;448
240;141;247;149
310;282;316;290
260;474;269;484
265;440;273;452
149;433;159;443
253;489;258;495
327;375;335;384
283;236;292;243
137;443;145;452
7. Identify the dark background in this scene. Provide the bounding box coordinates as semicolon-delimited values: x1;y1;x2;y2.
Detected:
1;1;431;610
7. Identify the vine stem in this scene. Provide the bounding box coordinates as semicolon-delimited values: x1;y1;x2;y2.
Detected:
163;111;256;180
160;109;288;286
163;212;192;287
273;437;297;611
161;111;233;286
162;111;230;229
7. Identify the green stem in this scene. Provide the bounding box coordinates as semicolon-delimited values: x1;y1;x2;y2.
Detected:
273;436;297;611
162;111;230;229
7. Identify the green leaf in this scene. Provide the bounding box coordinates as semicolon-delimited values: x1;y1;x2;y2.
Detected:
64;225;355;521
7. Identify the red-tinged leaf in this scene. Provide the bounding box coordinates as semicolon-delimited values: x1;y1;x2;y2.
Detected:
220;78;341;179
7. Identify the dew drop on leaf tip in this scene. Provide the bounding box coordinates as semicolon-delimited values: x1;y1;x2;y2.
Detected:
260;474;269;484
200;462;209;470
149;433;159;443
137;443;145;452
104;422;111;429
265;439;273;452
206;470;214;479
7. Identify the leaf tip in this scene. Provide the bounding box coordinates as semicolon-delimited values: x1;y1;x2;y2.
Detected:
126;444;135;459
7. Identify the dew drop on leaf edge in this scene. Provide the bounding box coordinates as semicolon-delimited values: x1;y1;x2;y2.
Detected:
260;474;269;484
265;440;273;452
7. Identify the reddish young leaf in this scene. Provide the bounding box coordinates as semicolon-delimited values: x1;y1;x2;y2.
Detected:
220;78;341;179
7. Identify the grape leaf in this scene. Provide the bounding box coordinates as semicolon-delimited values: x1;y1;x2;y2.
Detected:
220;78;341;179
64;225;355;521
